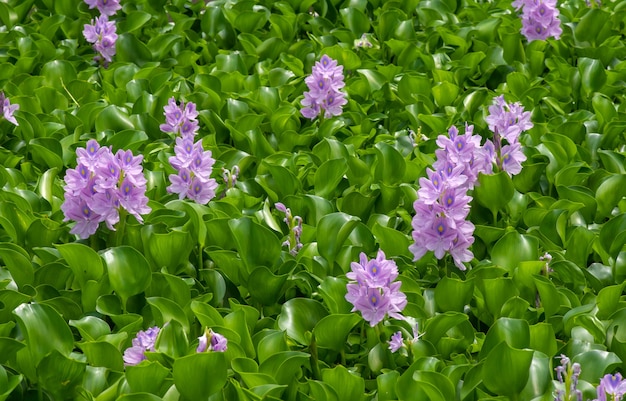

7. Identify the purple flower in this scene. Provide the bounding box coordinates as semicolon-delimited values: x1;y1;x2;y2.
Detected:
301;55;347;120
554;354;583;401
123;327;160;366
514;0;562;42
485;96;532;176
388;331;404;353
186;176;218;205
164;99;218;205
345;251;407;326
593;373;626;401
60;197;102;239
0;92;19;126
410;123;488;270
197;329;228;353
84;0;122;16
346;250;399;288
83;15;118;65
500;143;526;175
62;141;151;238
160;97;199;138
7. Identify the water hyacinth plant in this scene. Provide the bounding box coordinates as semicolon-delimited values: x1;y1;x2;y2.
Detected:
4;0;626;400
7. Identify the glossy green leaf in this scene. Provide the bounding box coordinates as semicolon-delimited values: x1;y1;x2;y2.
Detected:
480;318;530;359
434;276;474;312
102;246;152;307
313;314;361;352
229;217;281;272
491;231;538;272
277;298;328;345
595;174;626;221
248;266;288;305
13;303;74;366
315;159;348;198
317;213;360;266
56;243;104;286
173;352;227;400
483;341;533;397
322;365;365;401
474;172;515;219
126;360;170;394
37;350;86;398
259;351;310;385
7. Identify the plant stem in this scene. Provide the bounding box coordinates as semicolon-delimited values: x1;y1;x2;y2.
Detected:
309;334;321;380
115;209;127;247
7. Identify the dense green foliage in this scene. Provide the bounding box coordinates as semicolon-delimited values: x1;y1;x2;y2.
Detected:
2;0;626;400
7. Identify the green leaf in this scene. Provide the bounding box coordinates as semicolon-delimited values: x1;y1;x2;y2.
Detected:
340;7;370;36
321;365;365;401
13;303;74;366
434;276;474;312
56;243;104;287
141;225;194;273
77;340;124;371
317;213;360;266
599;214;626;260
480;318;530;359
147;296;190;332
529;323;557;357
69;316;111;341
259;351;310;385
313;314;361;352
595;174;626;221
491;231;538;272
578;57;606;96
248;266;288;305
432;81;460;107
533;275;560;319
116;33;153;66
277;298;328;345
229;217;281;272
474;172;515;219
37;351;86;398
173;352;227;400
374;142;406;186
573;350;622;383
315;159;348;198
126;361;170;394
482;342;533;397
95;105;135;132
0;242;34;289
102;246;152;307
372;223;412;259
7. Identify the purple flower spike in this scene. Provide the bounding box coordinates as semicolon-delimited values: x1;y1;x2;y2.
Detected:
62;140;151;238
0;92;19;126
164;98;218;205
160;97;200;138
485;96;532;176
123;327;160;366
83;15;118;65
301;55;347;120
84;0;122;16
345;250;407;326
513;0;562;42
